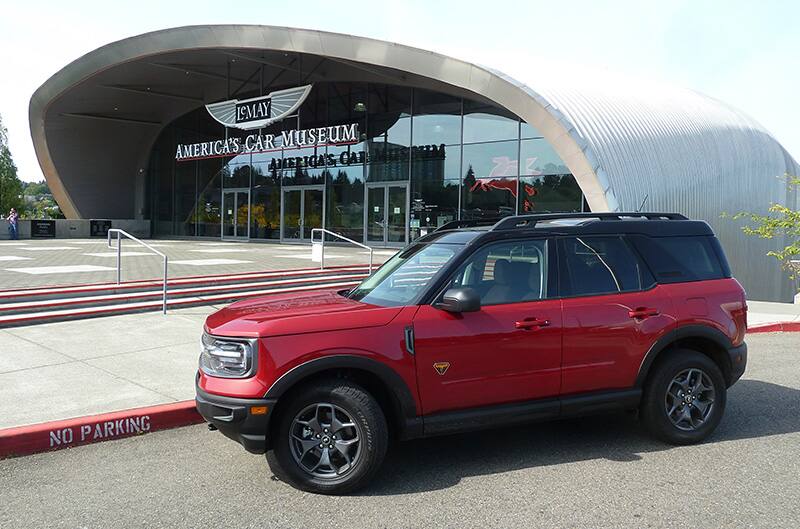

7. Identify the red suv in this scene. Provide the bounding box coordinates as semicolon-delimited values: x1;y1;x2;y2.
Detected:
196;213;748;494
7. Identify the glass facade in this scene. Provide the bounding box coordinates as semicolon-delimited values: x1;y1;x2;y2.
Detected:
147;82;584;244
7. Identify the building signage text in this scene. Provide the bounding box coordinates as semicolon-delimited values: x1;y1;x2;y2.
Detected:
175;123;359;161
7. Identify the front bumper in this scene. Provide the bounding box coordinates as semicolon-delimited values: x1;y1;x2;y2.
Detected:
727;342;748;387
195;380;276;454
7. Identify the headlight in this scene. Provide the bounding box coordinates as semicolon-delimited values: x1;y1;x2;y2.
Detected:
199;333;256;378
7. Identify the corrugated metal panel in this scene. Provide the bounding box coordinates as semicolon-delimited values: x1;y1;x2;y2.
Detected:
497;69;798;302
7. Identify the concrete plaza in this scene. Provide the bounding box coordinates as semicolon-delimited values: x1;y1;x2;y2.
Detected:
0;238;393;290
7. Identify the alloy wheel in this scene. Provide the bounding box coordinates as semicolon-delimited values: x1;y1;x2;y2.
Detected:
289;402;362;479
664;368;716;431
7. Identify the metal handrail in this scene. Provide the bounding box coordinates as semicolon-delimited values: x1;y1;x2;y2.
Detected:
310;228;373;273
107;229;168;314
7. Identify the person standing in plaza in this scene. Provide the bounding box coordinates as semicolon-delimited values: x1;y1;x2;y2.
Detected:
5;207;19;239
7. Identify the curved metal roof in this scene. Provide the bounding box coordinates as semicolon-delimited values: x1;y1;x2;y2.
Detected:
512;69;798;215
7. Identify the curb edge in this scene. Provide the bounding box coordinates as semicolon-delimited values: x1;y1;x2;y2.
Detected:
0;400;202;459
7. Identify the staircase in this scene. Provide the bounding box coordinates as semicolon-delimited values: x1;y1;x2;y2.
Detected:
0;265;369;327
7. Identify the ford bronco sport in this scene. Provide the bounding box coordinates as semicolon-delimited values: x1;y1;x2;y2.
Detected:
196;212;748;494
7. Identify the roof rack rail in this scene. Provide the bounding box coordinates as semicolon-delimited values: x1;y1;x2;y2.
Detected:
491;212;688;231
434;217;504;232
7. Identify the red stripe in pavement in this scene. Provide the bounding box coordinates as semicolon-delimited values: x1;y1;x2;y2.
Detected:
747;322;800;333
0;401;202;459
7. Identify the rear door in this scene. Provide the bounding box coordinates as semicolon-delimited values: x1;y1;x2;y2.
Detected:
559;235;675;394
412;238;563;414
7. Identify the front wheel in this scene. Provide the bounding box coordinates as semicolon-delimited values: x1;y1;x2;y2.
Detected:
266;380;388;494
641;349;727;445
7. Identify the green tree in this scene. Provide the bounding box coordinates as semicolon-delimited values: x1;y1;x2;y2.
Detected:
0;114;24;215
728;173;800;279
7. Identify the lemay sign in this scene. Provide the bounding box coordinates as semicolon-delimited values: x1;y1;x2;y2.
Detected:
175;84;447;165
176;83;363;160
205;85;312;130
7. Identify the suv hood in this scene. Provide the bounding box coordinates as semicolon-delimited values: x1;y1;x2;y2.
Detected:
204;289;403;337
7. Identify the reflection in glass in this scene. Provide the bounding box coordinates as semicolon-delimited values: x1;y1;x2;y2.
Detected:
282;189;302;239
463;101;519;144
518;175;582;213
410;145;459;239
222;190;249;238
303;189;324;239
462;170;517;219
521;121;544;139
462;141;519;178
366;186;385;243
387;186;407;243
412;89;461;146
250;161;280;239
520;139;569;176
327;167;364;242
196;158;222;237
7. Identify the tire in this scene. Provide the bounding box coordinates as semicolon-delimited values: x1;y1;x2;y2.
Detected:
266;379;388;494
641;348;727;445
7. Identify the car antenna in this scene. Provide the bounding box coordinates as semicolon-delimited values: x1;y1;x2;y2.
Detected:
636;194;649;212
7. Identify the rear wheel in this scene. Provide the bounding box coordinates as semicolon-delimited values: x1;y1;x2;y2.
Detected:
641;349;727;445
266;380;388;494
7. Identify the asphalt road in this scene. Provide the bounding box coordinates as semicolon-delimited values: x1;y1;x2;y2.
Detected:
2;333;799;529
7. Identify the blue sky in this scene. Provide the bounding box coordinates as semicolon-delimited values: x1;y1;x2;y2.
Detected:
1;0;797;181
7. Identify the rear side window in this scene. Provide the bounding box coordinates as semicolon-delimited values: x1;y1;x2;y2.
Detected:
559;236;653;297
630;235;727;283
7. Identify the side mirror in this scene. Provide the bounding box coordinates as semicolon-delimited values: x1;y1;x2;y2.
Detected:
436;287;481;313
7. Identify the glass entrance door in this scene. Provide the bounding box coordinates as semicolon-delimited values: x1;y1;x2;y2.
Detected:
366;186;386;244
222;190;250;239
365;183;408;246
281;186;325;242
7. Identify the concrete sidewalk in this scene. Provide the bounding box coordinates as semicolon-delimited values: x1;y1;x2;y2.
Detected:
0;306;213;430
747;300;800;328
1;298;798;432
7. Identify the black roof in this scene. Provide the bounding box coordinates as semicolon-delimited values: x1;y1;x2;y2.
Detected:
421;212;714;245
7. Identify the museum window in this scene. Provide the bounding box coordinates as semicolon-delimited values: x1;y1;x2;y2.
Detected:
411;145;460;236
326;166;365;242
148;78;584;241
411;89;462;146
462;100;520;144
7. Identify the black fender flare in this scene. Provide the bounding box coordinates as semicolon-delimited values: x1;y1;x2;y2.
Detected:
264;355;422;437
635;325;733;387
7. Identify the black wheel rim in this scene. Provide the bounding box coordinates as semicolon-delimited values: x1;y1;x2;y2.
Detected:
289;402;362;479
664;368;716;431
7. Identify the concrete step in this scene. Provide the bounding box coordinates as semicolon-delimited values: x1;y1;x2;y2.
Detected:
0;264;370;303
0;279;362;328
0;272;368;316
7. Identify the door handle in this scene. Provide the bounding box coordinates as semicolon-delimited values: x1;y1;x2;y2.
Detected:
515;317;550;330
628;307;659;320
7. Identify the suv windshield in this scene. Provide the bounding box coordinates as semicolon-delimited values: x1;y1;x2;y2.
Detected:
347;243;460;307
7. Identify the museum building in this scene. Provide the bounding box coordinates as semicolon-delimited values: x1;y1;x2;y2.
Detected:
30;25;800;301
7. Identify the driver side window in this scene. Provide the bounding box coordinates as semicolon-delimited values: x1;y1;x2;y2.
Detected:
449;239;549;306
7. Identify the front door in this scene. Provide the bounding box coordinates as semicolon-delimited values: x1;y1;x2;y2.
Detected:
281;186;325;242
365;183;408;247
222;190;249;239
412;238;562;415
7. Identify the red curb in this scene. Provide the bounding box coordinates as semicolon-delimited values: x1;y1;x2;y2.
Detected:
0;400;203;459
748;322;800;333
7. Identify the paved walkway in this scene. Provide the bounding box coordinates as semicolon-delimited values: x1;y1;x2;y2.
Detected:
0;306;216;429
747;300;800;327
0;238;393;289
